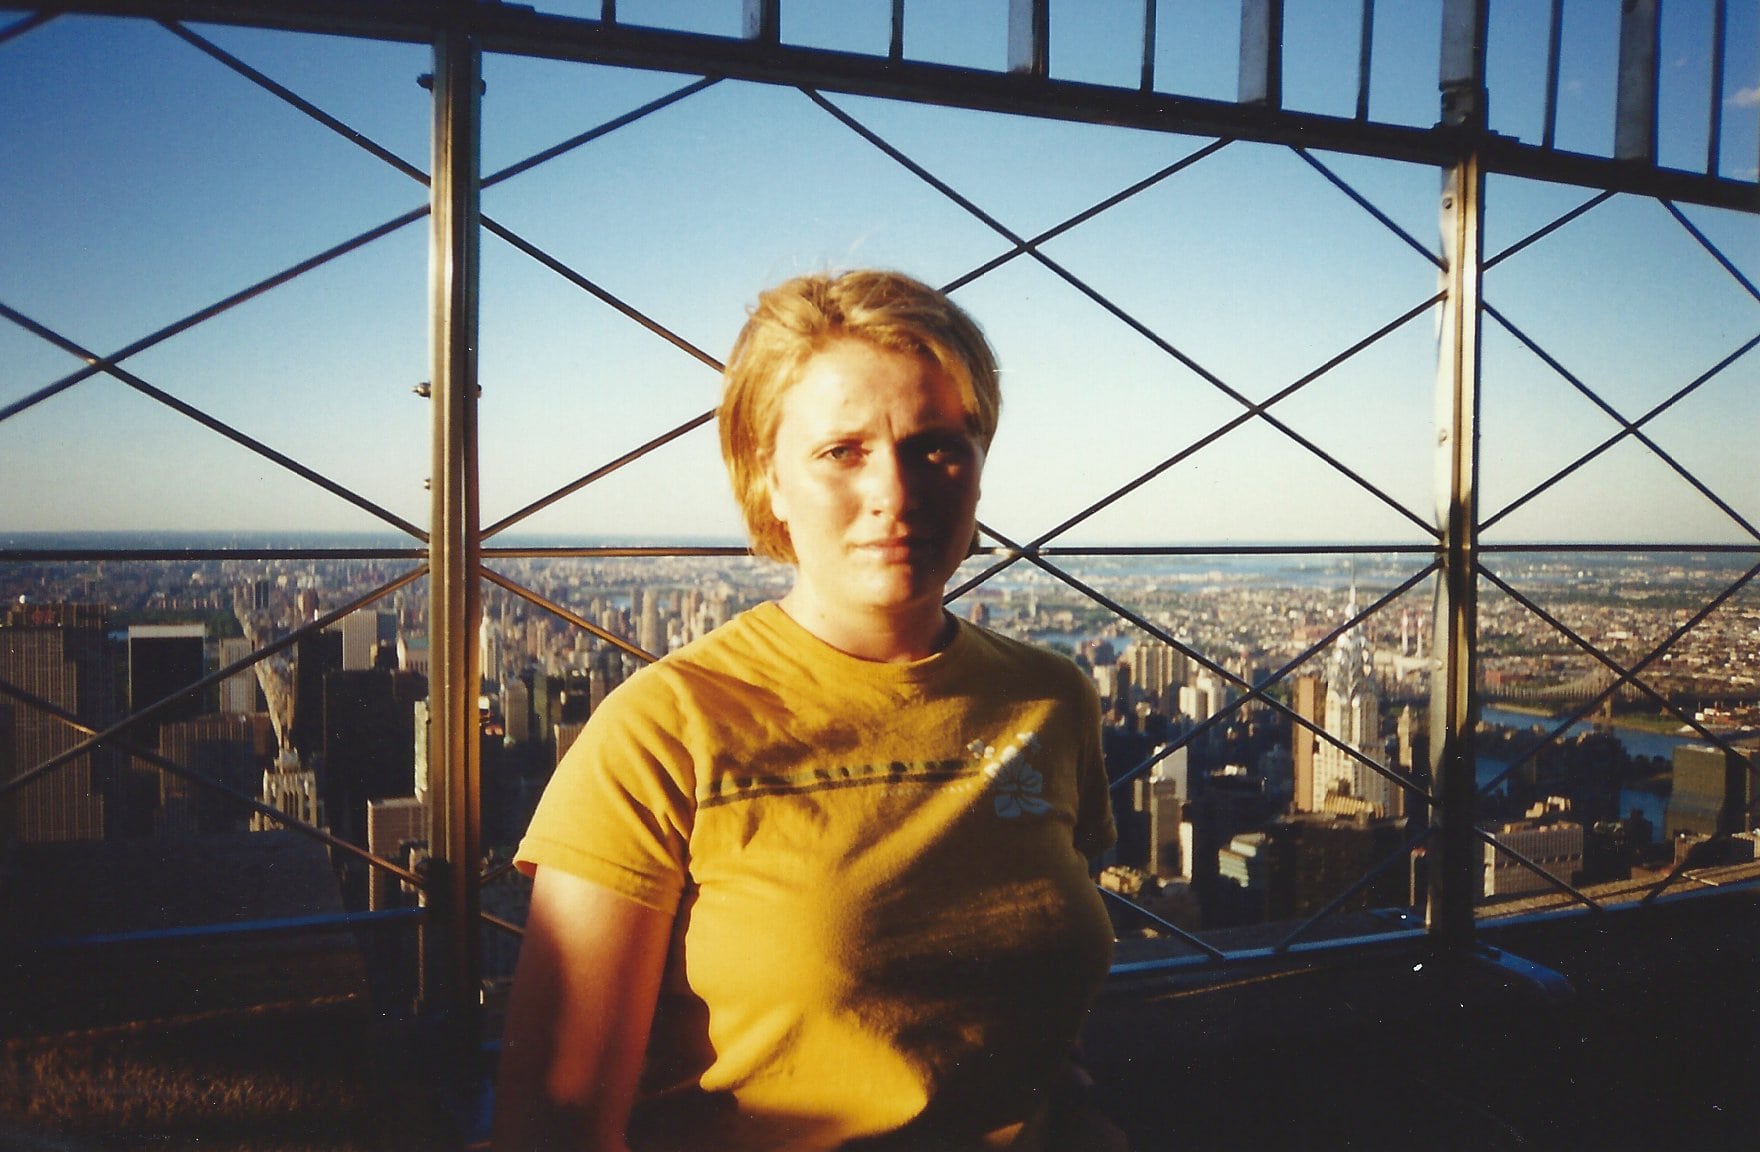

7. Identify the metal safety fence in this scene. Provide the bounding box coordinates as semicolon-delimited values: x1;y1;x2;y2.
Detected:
3;0;1758;1055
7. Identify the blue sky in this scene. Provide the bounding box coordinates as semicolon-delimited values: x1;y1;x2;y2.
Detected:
2;2;1757;547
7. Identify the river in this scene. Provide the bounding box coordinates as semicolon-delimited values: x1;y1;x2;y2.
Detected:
1477;705;1698;834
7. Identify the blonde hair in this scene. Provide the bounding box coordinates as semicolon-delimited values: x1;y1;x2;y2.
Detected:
718;270;1001;563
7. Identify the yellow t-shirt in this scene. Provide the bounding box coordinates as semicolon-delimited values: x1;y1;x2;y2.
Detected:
516;602;1116;1151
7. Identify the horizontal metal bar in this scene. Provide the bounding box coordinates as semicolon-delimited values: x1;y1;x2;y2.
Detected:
33;1;1760;214
1108;922;1432;979
12;311;429;540
0;566;428;799
480;564;657;665
0;674;426;887
0;206;432;430
0;547;428;561
11;906;425;954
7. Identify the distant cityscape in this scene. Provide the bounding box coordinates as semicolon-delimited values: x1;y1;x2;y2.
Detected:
3;541;1758;985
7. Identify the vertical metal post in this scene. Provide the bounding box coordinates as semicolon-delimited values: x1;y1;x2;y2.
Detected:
425;14;484;1049
1239;0;1284;107
1008;0;1049;77
1429;0;1486;951
1615;0;1661;164
742;0;780;44
1355;0;1375;121
1140;0;1158;93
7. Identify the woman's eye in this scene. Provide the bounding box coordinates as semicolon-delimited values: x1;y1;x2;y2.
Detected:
919;440;969;466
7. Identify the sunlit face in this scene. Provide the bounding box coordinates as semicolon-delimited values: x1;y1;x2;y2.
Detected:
766;338;984;646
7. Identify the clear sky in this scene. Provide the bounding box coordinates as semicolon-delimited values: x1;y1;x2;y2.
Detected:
2;1;1757;548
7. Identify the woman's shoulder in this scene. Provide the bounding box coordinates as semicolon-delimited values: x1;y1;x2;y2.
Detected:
613;603;794;703
953;617;1095;689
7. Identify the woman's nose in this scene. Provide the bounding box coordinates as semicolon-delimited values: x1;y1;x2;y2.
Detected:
863;449;914;514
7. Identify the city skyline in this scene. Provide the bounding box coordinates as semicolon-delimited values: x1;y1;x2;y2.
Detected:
2;5;1758;547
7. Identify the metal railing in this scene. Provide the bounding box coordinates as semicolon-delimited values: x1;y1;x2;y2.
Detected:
3;0;1758;1056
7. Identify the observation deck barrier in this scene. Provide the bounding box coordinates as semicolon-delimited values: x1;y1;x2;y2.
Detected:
3;2;1758;1148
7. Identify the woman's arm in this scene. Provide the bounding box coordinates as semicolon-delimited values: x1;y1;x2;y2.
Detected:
493;865;674;1152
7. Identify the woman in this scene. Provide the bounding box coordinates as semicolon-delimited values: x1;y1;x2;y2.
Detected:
494;270;1119;1151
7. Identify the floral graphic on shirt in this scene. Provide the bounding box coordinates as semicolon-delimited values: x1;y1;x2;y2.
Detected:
969;733;1052;819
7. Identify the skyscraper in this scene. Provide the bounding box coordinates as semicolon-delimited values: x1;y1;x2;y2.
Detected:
1312;588;1398;819
1665;743;1752;841
1290;674;1322;813
216;636;264;715
127;624;206;724
1;603;113;843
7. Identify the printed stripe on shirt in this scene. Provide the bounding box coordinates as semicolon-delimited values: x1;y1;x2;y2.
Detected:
697;758;980;807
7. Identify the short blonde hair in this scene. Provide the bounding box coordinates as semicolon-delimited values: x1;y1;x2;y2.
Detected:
718;270;1001;564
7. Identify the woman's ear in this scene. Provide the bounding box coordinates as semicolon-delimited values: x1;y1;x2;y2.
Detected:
765;464;790;527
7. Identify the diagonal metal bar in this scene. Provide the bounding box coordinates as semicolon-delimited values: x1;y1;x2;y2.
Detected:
1637;802;1760;906
1294;146;1440;268
1098;885;1227;961
1481;329;1760;534
0;9;54;45
941;137;1235;294
483;908;524;938
0;676;423;887
1274;823;1437;952
0;304;427;540
809;91;1443;541
1477;823;1604;913
481;406;717;540
1483;189;1615;271
0;205;430;427
1013;293;1445;553
1482;302;1760;542
1665;199;1760;305
0;566;427;800
805;92;1441;543
1011;538;1440;807
1475;559;1760;795
480;564;658;664
163;19;431;184
479;216;722;372
483;75;722;189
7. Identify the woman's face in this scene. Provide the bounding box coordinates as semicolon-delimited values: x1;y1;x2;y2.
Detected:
766;338;984;642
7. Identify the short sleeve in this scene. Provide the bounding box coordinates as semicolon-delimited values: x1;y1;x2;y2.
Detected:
514;670;697;913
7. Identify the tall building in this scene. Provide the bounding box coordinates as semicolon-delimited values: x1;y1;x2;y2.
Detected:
1135;747;1189;878
216;636;264;715
1290;674;1323;813
1312;588;1399;818
256;748;324;832
1484;799;1584;899
156;712;271;836
290;629;344;760
127;624;206;724
366;795;428;911
321;668;427;853
338;612;379;672
501;676;532;745
1;603;113;843
637;586;663;656
1665;743;1752;840
127;624;208;835
1128;641;1185;715
1252;810;1412;920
